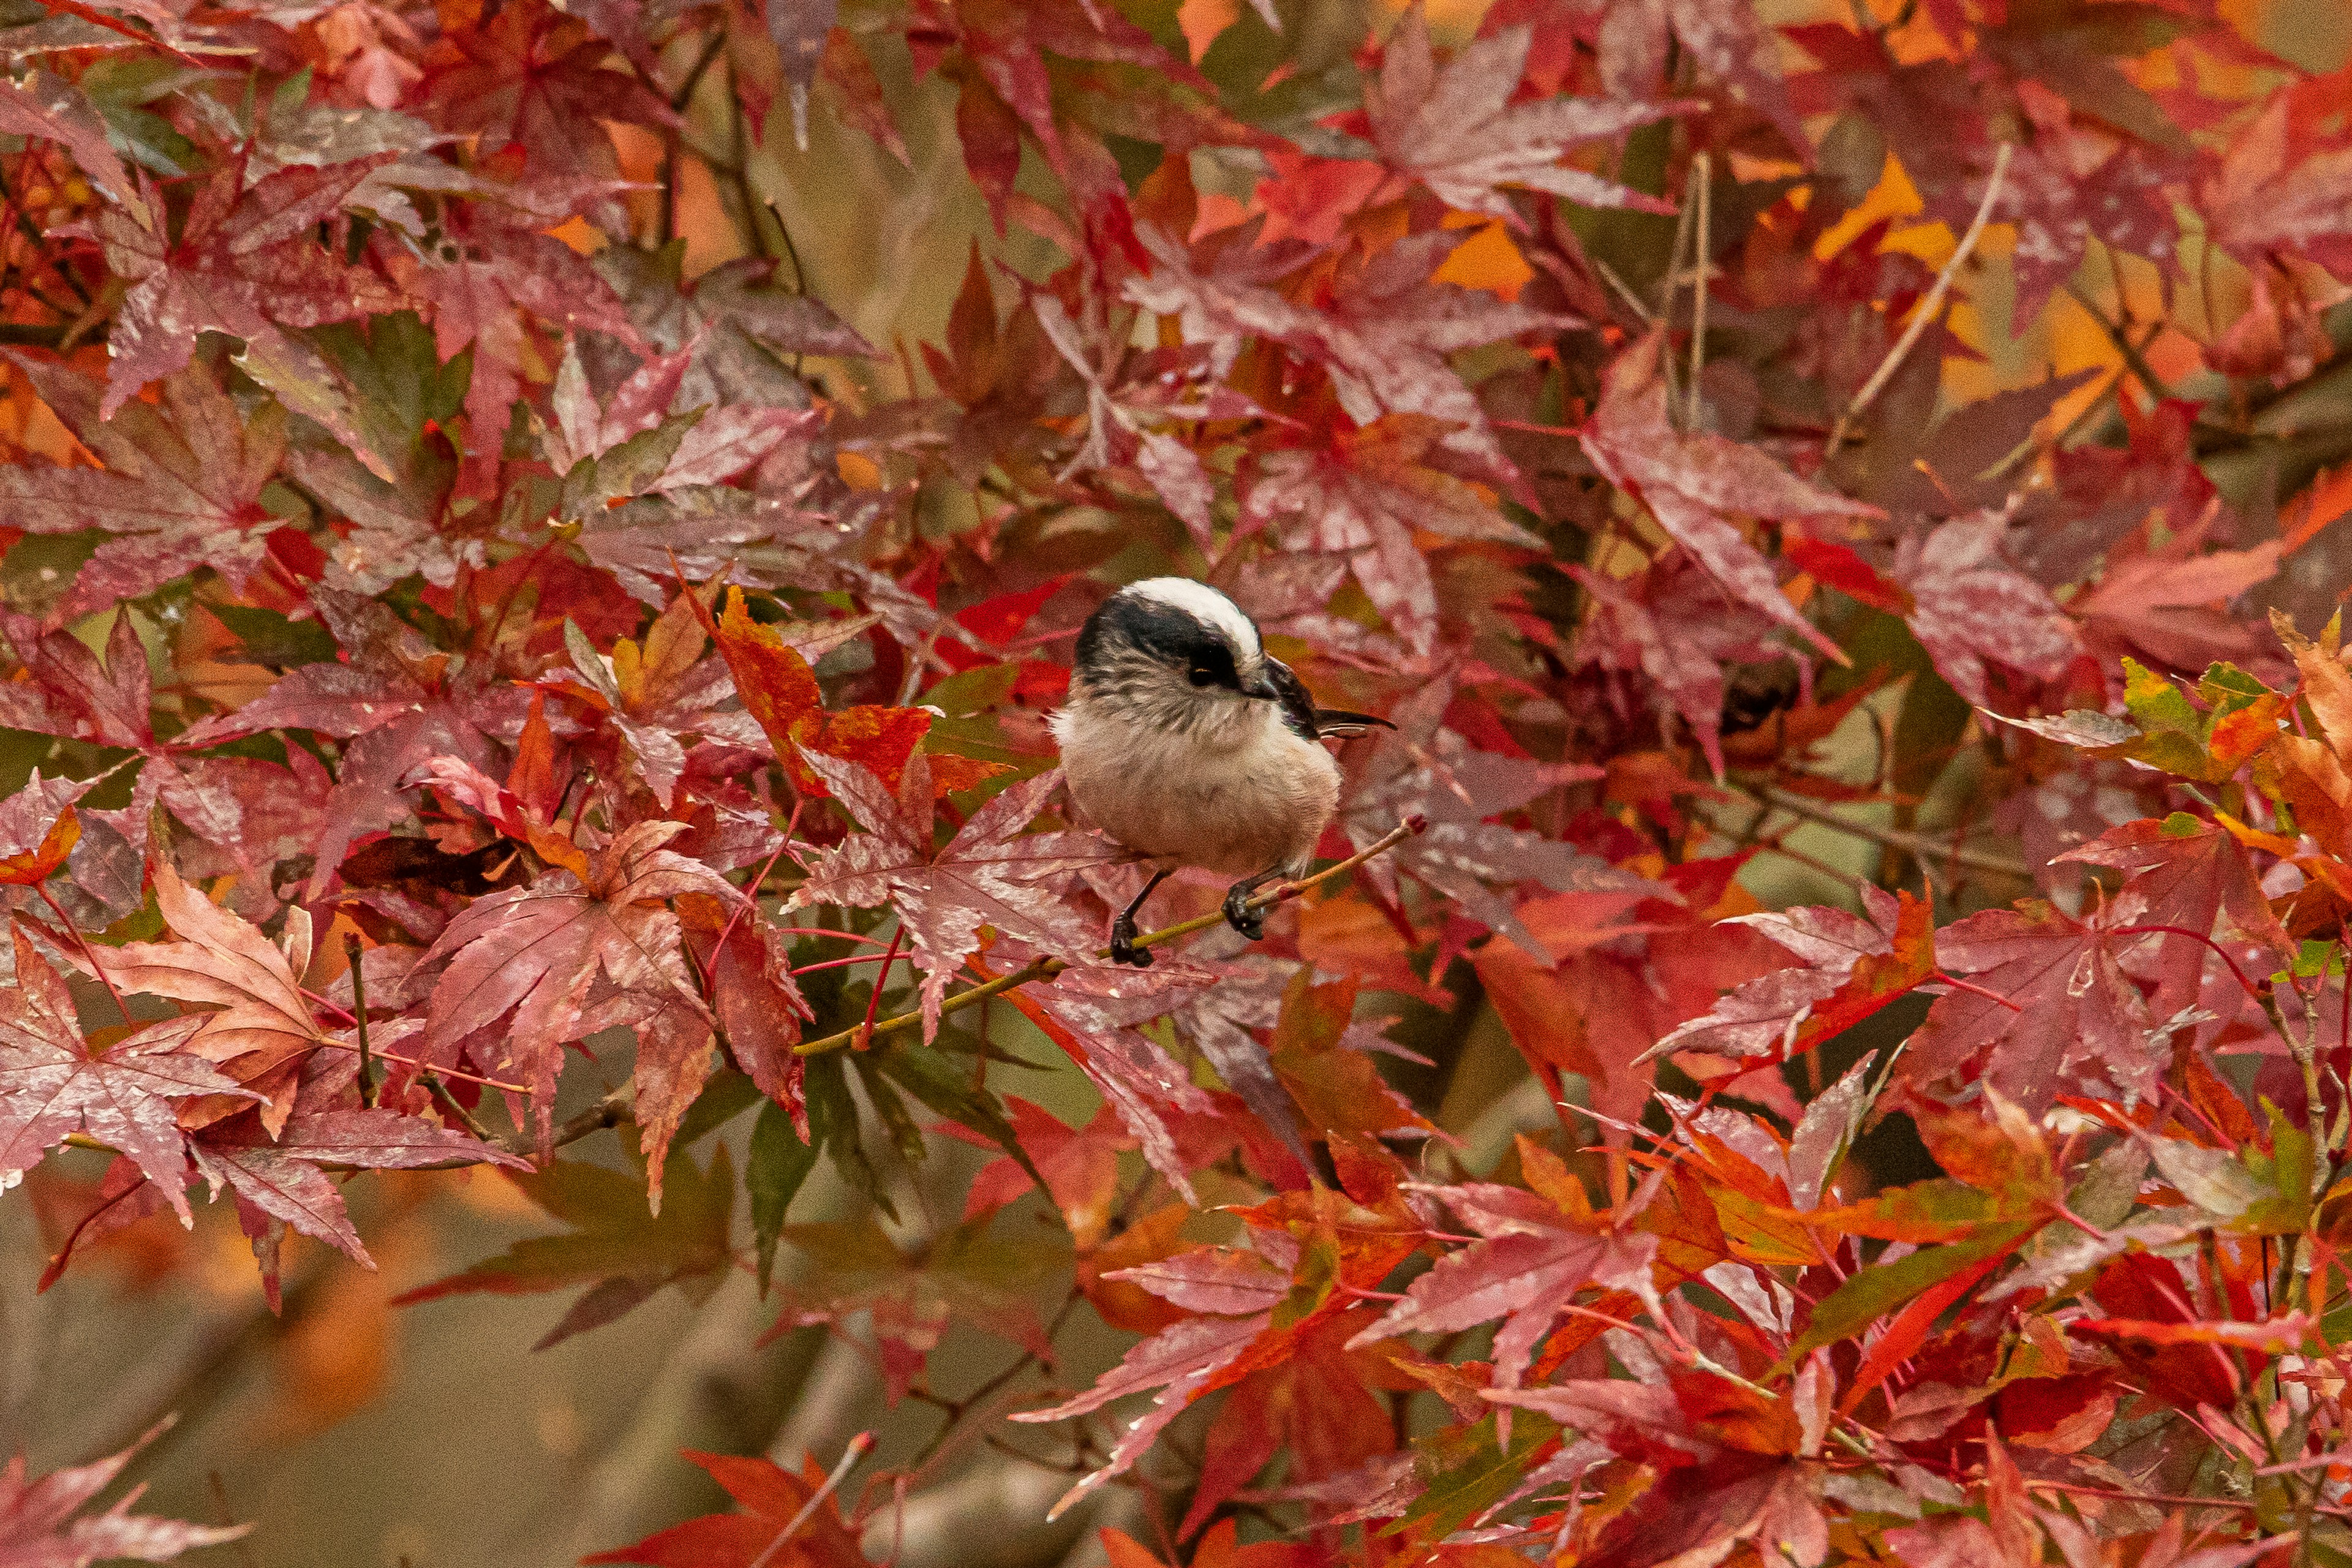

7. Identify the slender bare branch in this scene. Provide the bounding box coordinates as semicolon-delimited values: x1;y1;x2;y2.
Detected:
1825;141;2013;458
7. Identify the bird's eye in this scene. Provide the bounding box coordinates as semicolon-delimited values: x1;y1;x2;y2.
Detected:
1188;665;1216;687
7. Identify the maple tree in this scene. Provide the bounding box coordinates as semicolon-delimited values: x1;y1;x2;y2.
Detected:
4;0;2352;1562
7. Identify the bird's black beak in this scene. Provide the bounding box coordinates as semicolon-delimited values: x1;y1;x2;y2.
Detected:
1240;671;1281;701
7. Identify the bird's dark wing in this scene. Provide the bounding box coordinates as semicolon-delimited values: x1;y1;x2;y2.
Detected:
1311;708;1396;738
1262;656;1323;741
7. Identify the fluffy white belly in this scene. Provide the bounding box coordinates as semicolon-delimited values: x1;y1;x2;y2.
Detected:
1054;706;1340;878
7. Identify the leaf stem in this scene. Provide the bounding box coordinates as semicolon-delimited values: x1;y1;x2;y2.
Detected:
794;816;1428;1057
36;886;134;1025
854;924;907;1049
1825;141;2013;458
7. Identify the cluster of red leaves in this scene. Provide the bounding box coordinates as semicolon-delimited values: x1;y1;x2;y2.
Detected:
5;0;2352;1562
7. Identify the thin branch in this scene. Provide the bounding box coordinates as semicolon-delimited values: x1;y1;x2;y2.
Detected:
347;935;377;1109
748;1433;874;1568
1686;151;1711;434
36;886;134;1025
424;1072;498;1144
1825;141;2013;458
2064;277;2169;406
669;27;729;111
794;816;1428;1058
1737;785;2035;883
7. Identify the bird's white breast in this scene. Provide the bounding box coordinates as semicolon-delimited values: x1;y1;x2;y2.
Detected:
1051;699;1340;878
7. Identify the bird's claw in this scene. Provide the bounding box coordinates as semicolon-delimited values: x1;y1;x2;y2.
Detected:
1222;886;1266;941
1109;915;1154;968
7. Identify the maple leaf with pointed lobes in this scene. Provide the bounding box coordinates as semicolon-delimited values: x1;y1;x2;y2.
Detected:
582;1449;867;1568
94;864;345;1137
415;0;673;179
77;156;409;417
1649;886;1935;1065
0;929;248;1224
0;1418;250;1568
1178;1310;1396;1540
694;588;1006;800
396;1147;737;1349
190;1057;523;1288
1129;227;1569;483
1243;414;1539;654
1892;513;2081;706
557;590;766;809
361;167;645;483
176;587;522;899
1896;900;2160;1113
1017;1194;1420;1520
1363;6;1683;222
2057;815;2291;1019
419;820;736;1204
0;772;82;888
0;356;286;625
1583;334;1875;664
790;760;1117;1038
1349;1137;1656;1417
957;1096;1134;1248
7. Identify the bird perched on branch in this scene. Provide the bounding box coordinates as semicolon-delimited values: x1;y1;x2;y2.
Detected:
1050;578;1392;967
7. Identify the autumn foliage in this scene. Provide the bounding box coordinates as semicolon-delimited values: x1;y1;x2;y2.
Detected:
4;0;2352;1561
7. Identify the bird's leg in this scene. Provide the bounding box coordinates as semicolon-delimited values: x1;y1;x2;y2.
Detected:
1221;865;1287;941
1109;868;1172;967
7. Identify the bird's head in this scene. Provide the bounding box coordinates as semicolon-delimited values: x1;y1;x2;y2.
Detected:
1070;578;1282;737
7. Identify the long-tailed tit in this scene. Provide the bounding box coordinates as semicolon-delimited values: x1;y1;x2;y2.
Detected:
1049;578;1391;967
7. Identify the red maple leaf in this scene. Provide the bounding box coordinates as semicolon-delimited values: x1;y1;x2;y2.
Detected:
582;1448;867;1568
76;156;408;415
0;927;248;1223
418;818;736;1201
694;587;1006;800
1648;886;1936;1066
1243;414;1539;654
1348;1137;1656;1408
1361;5;1682;221
178;586;525;900
0;1419;249;1568
1582;334;1877;663
96;862;342;1134
1131;226;1569;483
1897;900;2160;1112
790;759;1116;1036
1890;513;2080;706
415;0;673;178
0;356;287;623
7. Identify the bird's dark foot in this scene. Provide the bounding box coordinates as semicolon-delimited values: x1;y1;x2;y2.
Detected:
1108;914;1154;967
1221;884;1267;941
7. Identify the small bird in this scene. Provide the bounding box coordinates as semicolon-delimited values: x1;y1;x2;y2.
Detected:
1049;578;1392;967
